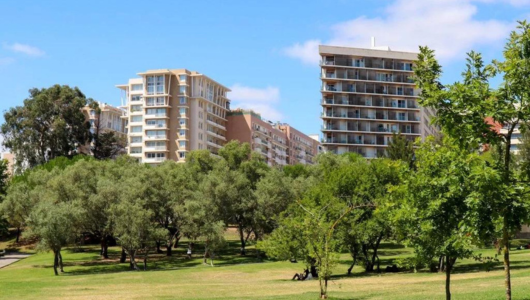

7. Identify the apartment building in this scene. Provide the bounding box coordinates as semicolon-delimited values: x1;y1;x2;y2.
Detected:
277;124;320;165
319;44;437;158
226;109;320;165
227;109;289;166
82;102;127;137
117;69;230;165
79;102;127;156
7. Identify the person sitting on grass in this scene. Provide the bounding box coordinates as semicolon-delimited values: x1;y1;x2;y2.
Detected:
292;269;310;281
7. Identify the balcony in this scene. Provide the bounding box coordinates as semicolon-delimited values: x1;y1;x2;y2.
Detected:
207;140;223;149
207;119;226;131
145;123;168;129
207;129;226;141
146;135;167;140
144;145;168;151
144;157;166;163
145;112;168;119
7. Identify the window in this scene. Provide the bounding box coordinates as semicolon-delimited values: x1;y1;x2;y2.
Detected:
179;119;186;126
131;115;143;123
130;147;142;154
146;141;165;149
199;112;203;119
147;76;155;94
179;141;186;148
199;122;203;129
146;119;166;128
131;126;142;133
179;86;186;94
146;130;166;139
198;143;203;149
510;144;519;151
179;152;186;159
156;76;164;93
131;105;142;112
179;74;187;82
199;133;203;140
179;97;186;105
131;136;142;143
131;95;142;102
179;129;186;137
179;108;187;115
146;153;165;159
131;84;143;91
89;110;95;116
146;97;165;106
146;108;166;116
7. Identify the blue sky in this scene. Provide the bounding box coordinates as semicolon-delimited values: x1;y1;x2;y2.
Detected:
0;0;529;138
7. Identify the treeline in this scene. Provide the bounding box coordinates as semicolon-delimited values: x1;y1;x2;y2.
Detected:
0;141;303;273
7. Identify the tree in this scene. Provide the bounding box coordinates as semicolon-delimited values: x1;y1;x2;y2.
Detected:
144;161;193;256
413;22;530;299
396;138;497;300
0;159;10;239
26;201;80;275
217;141;268;255
385;132;415;167
261;154;399;299
113;198;165;270
1;85;91;173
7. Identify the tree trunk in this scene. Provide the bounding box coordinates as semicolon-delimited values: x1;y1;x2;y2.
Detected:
143;250;149;271
238;224;246;256
310;265;319;278
53;250;59;276
348;254;357;275
166;242;173;257
371;234;383;273
59;250;64;273
129;250;139;270
203;245;209;264
503;226;512;300
439;255;445;272
100;236;109;259
120;248;126;263
445;255;451;300
15;227;20;243
155;240;163;254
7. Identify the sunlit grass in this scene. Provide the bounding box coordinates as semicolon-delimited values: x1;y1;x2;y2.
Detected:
2;232;530;299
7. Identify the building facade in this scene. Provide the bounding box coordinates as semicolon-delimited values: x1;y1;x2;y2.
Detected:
277;124;320;165
227;109;289;166
80;102;127;156
226;109;320;165
319;45;437;158
117;69;230;165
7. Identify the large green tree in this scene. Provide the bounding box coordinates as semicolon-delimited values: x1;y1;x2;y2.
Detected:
414;22;530;299
2;85;91;172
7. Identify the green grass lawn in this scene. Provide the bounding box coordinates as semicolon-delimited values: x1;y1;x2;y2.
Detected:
2;233;530;300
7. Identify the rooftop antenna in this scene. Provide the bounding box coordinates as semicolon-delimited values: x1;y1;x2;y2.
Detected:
371;37;376;48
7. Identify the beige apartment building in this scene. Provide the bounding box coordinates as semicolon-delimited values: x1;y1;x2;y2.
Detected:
1;152;14;175
117;69;230;165
319;45;437;158
227;109;320;165
80;102;127;156
82;102;127;137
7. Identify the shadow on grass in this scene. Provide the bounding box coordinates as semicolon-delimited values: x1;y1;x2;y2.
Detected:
33;243;267;276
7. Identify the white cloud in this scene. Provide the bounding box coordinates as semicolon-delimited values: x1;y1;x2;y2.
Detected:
4;43;45;57
284;0;518;65
0;57;15;65
229;84;283;121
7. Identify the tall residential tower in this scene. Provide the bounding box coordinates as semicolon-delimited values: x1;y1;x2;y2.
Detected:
319;45;437;158
117;69;230;165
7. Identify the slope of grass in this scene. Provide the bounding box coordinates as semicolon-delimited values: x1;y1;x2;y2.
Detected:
1;236;530;300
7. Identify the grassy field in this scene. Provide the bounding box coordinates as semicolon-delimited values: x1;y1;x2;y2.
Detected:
2;230;530;300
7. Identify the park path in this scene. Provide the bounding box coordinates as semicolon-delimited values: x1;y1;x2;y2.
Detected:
0;252;32;269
